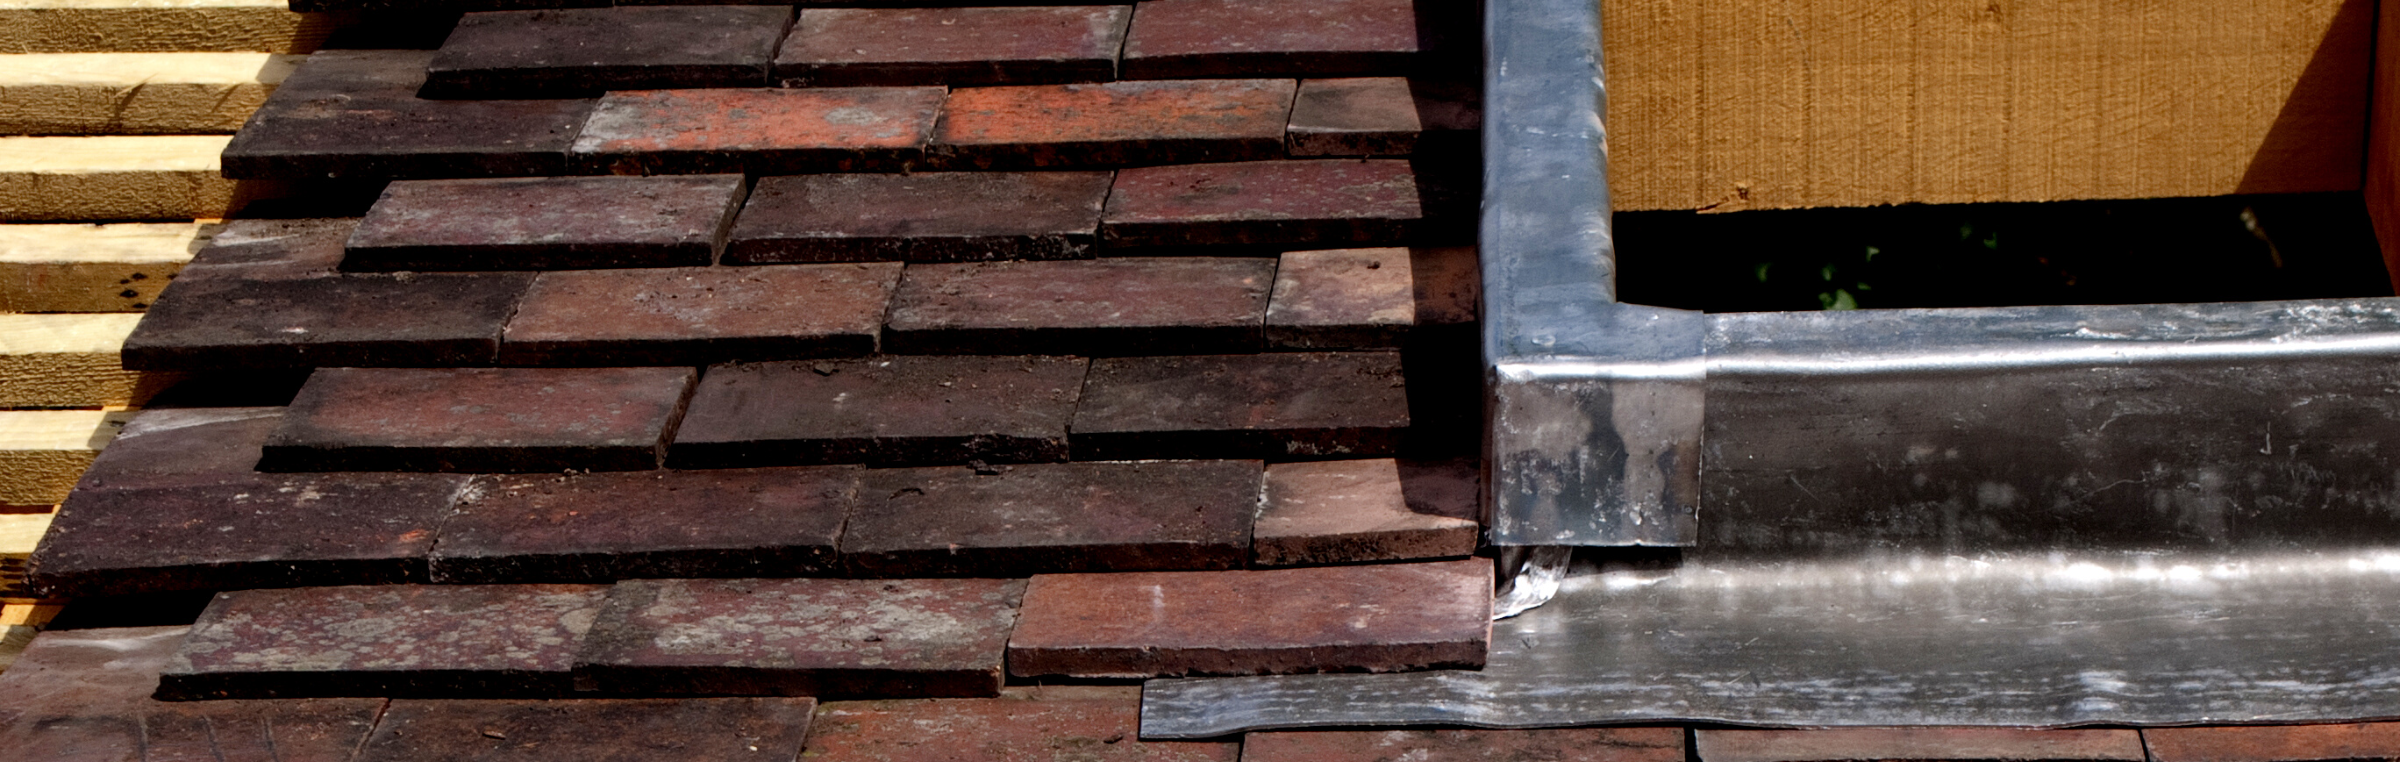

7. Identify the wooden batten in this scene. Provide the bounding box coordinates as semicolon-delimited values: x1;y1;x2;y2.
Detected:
0;52;302;135
0;409;131;507
0;0;343;54
0;222;209;312
0;135;284;221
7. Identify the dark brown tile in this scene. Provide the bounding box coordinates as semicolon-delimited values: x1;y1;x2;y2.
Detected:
1254;458;1476;566
932;79;1293;169
805;686;1238;762
1288;77;1422;157
430;467;859;584
170;218;358;283
1245;727;1686;762
221;50;595;180
355;698;815;762
723;172;1110;264
260;366;697;473
841;460;1259;577
71;407;280;491
0;626;385;762
425;6;792;97
571;87;944;175
1407;245;1479;326
882;257;1273;355
1696;729;2147;762
343;175;748;271
29;472;468;599
778;6;1129;86
499;263;900;366
1266;247;1414;349
123;272;534;370
1007;558;1490;678
576;577;1025;698
2145;724;2400;762
670;355;1086;468
1120;0;1423;79
159;584;610;699
1101;160;1423;250
1071;352;1409;461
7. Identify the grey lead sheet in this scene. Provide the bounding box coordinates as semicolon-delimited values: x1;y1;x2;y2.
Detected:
1142;549;2400;737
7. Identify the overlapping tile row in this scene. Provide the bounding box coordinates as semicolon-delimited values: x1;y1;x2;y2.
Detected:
28;403;1481;598
22;629;2400;762
243;351;1408;471
297;0;1472;90
83;561;1490;701
125;212;1477;370
221;49;1479;180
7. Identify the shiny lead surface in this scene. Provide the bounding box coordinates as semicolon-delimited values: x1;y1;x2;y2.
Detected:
1144;547;2400;735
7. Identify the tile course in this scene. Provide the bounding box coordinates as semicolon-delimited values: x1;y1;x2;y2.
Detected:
343;174;748;271
424;5;794;97
3;0;1519;751
576;576;1024;698
430;466;859;583
222;50;596;179
777;6;1131;86
883;257;1276;355
571;86;946;175
724;172;1112;264
159;583;612;699
499;263;901;365
261;366;698;472
841;460;1260;576
1007;558;1493;678
670;355;1086;468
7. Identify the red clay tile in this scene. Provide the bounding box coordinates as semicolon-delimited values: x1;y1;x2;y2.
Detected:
1071;351;1410;461
171;218;358;283
1101;160;1424;250
2144;724;2400;762
841;460;1259;577
1288;78;1421;156
29;472;468;599
260;366;697;472
576;577;1025;698
670;355;1086;468
883;257;1274;355
1255;459;1476;566
724;172;1111;264
1007;558;1490;678
1267;247;1413;349
71;407;280;491
933;79;1294;169
1120;0;1422;79
124;272;534;370
295;0;599;11
158;583;611;699
431;466;859;584
1408;245;1479;325
356;698;815;762
1246;727;1687;762
499;263;900;366
1397;456;1481;521
424;6;792;98
1696;729;2148;762
222;50;596;180
0;626;385;762
571;87;944;175
778;6;1130;87
343;175;747;271
805;686;1239;762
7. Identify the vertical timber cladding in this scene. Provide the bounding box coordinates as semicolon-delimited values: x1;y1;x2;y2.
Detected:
1604;0;2375;212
